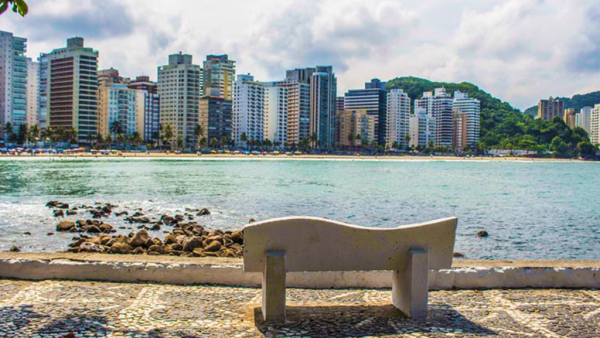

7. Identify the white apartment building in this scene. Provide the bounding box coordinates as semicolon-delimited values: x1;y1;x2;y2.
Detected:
158;53;201;148
577;106;592;134
414;88;453;147
264;82;288;145
26;58;38;126
98;83;145;138
0;31;28;136
590;104;600;146
386;88;411;149
233;74;265;145
452;91;480;147
409;107;436;149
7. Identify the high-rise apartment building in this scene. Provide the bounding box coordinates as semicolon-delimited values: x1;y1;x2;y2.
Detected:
386;88;410;149
344;79;387;145
336;97;344;113
37;53;48;128
452;112;468;153
233;74;265;145
537;97;564;121
309;66;337;150
199;96;233;145
202;55;235;100
46;37;99;143
335;109;377;148
590;104;600;146
577;106;592;134
26;58;38;126
158;53;201;148
130;76;160;142
452;91;480;148
0;31;28;136
98;68;129;87
97;83;144;139
564;108;577;129
264;82;288;146
409;107;436;149
415;88;453;147
283;69;312;146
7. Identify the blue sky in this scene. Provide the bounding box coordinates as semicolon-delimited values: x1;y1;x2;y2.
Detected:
2;0;600;110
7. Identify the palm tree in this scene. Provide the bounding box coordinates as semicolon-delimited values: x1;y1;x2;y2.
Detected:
193;124;203;150
220;135;228;149
200;137;207;149
130;132;142;148
55;126;66;144
176;136;184;151
310;133;318;150
240;132;248;149
110;121;123;136
68;127;78;145
161;124;174;150
43;127;54;146
105;134;113;149
28;124;40;146
117;133;126;148
3;122;13;142
96;133;105;148
347;132;355;151
210;137;218;149
405;135;411;150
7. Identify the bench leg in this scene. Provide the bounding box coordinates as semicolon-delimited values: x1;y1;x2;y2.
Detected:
262;251;286;323
392;248;429;320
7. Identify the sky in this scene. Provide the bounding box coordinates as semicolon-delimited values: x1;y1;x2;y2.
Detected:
2;0;600;110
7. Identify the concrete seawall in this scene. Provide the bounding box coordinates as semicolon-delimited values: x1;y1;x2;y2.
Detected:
0;253;598;289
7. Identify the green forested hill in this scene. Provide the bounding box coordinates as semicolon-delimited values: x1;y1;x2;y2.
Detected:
386;77;596;157
523;91;600;117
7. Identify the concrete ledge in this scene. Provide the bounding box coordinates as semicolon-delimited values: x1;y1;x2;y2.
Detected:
0;253;599;289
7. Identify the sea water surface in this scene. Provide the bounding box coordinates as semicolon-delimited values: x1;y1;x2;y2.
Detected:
0;157;598;260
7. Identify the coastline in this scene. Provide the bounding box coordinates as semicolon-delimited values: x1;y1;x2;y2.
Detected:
0;152;591;162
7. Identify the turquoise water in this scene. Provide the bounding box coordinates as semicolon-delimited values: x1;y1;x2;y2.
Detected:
0;157;599;260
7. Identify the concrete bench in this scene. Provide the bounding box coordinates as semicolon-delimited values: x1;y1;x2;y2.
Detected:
243;216;458;323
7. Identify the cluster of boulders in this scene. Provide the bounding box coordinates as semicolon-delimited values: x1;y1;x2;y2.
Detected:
68;226;243;258
56;219;116;234
47;201;119;218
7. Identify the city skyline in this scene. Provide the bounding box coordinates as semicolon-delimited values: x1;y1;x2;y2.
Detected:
2;0;600;111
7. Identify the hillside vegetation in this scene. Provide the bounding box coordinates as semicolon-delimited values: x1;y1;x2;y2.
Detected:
386;77;596;157
523;91;600;117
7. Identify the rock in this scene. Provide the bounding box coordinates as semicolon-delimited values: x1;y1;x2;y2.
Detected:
230;230;243;244
66;210;77;215
132;246;146;254
53;209;65;217
79;242;104;253
249;218;256;223
56;202;69;209
99;223;114;233
192;248;205;257
47;232;54;236
132;211;144;217
204;240;222;252
76;220;86;227
477;230;489;238
182;236;204;252
164;234;177;245
56;221;76;232
219;248;237;258
85;225;101;233
22;232;31;236
46;201;59;208
110;242;133;254
150;224;161;231
453;252;465;258
148;244;163;254
115;211;128;217
129;230;150;247
9;245;20;252
197;208;211;216
185;207;199;212
152;238;163;246
59;332;76;338
169;243;183;251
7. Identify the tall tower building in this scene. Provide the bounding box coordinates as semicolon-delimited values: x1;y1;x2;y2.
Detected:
310;66;337;150
409;107;436;149
199;96;233;145
26;58;38;126
264;82;288;146
386;89;411;149
37;53;48;128
283;68;313;146
452;91;480;148
344;79;387;145
577;106;592;134
335;109;377;148
46;37;99;143
97;83;144;139
415;88;453;147
130;76;159;142
233;74;265;145
590;104;600;146
158;53;201;148
537;97;564;121
202;55;235;100
452;111;468;153
0;30;28;136
563;108;577;129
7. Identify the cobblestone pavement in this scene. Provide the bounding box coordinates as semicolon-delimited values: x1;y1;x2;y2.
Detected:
0;280;598;338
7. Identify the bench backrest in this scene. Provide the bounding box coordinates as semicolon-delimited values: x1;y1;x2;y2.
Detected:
243;216;458;272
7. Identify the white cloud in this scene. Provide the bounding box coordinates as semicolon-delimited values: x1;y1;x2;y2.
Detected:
1;0;600;109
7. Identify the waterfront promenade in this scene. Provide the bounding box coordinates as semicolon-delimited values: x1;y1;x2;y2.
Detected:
1;279;598;337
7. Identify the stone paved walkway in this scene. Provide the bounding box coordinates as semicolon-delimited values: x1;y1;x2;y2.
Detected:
0;280;598;338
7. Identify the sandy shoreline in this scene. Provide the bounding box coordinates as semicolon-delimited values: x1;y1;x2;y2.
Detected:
0;152;590;162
